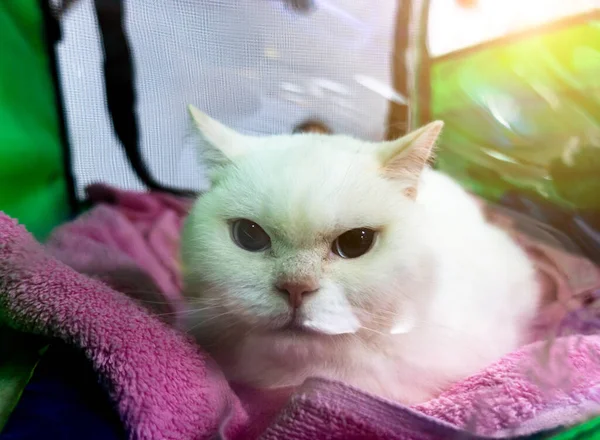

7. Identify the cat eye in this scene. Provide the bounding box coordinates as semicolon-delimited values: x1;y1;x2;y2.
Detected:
231;219;271;252
332;228;376;259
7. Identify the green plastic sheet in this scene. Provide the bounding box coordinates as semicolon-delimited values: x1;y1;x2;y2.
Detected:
430;17;600;259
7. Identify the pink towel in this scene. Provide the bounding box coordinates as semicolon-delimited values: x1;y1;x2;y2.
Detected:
1;184;600;440
46;184;192;328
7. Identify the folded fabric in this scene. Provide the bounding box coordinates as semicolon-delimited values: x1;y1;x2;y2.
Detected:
0;213;247;440
47;184;192;328
1;184;600;440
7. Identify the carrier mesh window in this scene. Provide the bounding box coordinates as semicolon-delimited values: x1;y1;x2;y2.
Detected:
56;0;401;198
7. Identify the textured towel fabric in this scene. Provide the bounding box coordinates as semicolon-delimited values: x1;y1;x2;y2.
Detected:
0;214;247;440
1;184;600;439
47;184;192;328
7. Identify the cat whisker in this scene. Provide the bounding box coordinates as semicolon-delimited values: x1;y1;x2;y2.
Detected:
186;310;241;334
149;305;226;318
132;298;178;305
359;325;387;336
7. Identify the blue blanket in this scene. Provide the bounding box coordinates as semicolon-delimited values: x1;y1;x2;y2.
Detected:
1;342;125;440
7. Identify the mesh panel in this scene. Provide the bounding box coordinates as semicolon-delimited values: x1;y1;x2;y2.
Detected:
56;0;401;198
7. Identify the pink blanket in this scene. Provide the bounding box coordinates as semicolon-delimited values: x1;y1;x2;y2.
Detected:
1;183;600;440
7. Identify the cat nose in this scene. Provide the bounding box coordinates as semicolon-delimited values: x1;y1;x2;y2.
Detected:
276;280;319;308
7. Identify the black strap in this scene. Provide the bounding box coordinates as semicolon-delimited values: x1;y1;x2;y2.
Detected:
40;0;79;215
93;0;195;197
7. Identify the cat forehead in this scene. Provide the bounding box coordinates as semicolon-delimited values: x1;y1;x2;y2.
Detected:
248;133;376;169
223;134;378;199
208;134;410;239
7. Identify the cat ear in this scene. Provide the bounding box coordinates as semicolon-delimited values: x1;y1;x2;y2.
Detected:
376;121;444;198
188;104;251;168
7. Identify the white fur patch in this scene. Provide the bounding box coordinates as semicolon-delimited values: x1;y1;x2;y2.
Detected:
302;283;360;335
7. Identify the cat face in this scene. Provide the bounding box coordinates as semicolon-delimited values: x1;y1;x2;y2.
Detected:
181;106;442;343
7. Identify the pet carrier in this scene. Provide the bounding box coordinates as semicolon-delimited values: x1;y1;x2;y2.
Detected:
1;0;599;439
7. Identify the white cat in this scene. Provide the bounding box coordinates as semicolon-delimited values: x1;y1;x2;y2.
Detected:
180;105;540;404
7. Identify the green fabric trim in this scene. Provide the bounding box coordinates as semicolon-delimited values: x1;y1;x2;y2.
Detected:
0;0;70;241
0;326;48;433
549;417;600;440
